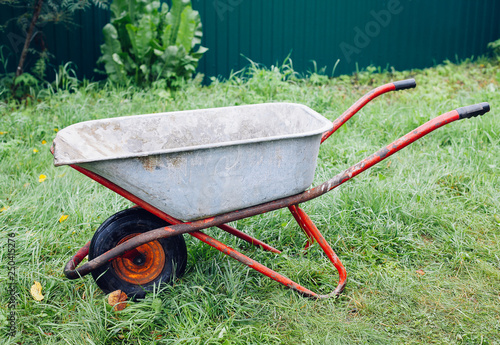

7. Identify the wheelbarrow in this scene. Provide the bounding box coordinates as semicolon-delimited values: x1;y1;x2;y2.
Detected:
51;79;491;299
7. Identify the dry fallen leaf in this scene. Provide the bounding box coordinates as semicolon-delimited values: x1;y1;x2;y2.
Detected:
416;269;426;276
108;290;128;311
30;281;44;301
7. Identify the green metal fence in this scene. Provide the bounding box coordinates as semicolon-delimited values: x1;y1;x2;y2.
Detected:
1;0;499;81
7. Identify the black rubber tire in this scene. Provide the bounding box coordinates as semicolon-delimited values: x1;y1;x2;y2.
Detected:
89;207;187;299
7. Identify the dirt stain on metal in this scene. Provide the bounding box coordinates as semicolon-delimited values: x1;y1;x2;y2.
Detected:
169;157;183;168
139;156;160;172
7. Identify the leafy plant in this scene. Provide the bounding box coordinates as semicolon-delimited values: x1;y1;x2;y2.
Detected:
1;0;109;101
1;0;109;77
0;45;80;102
51;62;80;92
98;0;207;88
0;71;39;101
487;38;500;61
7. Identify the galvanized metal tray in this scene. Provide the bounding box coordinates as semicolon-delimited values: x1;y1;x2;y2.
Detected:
52;103;333;221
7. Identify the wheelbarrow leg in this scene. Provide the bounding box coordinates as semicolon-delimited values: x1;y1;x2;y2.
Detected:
288;205;316;250
289;205;347;296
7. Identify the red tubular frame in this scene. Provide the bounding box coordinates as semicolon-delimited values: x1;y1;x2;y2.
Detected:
62;80;487;299
322;82;396;143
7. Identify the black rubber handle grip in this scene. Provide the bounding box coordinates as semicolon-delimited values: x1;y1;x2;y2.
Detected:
393;79;416;91
457;102;490;119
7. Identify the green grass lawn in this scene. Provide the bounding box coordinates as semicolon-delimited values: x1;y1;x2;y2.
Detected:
1;59;499;344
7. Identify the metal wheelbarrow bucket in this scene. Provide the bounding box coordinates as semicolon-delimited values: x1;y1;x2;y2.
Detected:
52;79;491;300
53;103;333;221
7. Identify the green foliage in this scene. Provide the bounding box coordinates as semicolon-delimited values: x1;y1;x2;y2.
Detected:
31;49;52;81
0;45;43;100
51;62;80;92
0;45;81;102
0;1;109;102
0;72;39;100
0;0;109;29
487;38;500;60
98;0;207;88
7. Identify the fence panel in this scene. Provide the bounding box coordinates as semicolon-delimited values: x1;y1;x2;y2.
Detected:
1;0;498;81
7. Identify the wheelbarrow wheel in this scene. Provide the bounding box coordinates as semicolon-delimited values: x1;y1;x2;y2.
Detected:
88;207;187;299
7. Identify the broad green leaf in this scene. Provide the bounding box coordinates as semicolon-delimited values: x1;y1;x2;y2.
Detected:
110;0;130;19
126;15;153;62
140;64;149;80
125;23;139;58
100;24;127;83
101;24;122;57
160;2;169;15
122;52;137;70
151;39;163;50
136;15;154;58
112;53;123;65
145;1;160;14
164;0;189;46
159;45;180;62
191;46;208;59
14;73;38;86
162;23;173;48
176;5;199;52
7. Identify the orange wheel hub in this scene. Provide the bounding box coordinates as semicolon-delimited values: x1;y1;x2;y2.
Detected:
112;234;165;285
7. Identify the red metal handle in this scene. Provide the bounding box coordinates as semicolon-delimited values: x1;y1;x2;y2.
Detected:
321;79;416;143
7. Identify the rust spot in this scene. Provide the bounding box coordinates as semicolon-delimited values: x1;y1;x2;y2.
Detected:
112;233;165;285
378;147;390;158
163;226;175;233
139;156;160;172
169;157;183;168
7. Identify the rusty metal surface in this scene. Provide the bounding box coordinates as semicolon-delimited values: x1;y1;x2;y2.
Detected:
53;103;332;221
216;223;281;254
64;241;90;277
112;234;166;285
